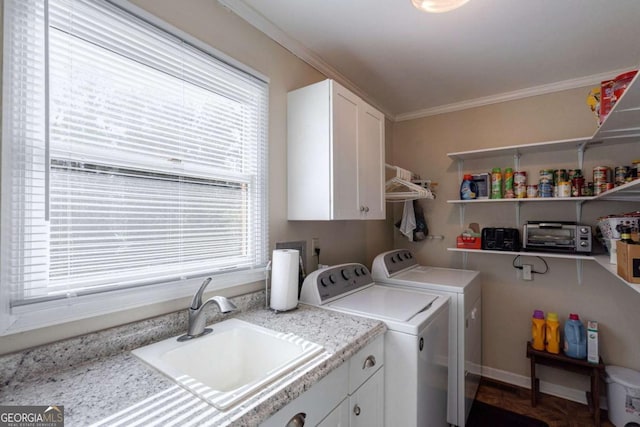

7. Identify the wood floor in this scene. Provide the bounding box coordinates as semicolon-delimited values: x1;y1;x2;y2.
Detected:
474;377;615;427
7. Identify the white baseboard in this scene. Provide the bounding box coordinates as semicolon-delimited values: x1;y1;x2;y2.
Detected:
481;365;608;409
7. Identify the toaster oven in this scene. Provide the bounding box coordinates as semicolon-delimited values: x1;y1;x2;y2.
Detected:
522;221;592;254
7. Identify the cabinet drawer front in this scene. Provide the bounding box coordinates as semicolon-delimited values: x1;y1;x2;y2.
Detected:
348;335;384;394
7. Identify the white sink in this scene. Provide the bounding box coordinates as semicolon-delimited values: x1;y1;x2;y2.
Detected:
132;318;324;410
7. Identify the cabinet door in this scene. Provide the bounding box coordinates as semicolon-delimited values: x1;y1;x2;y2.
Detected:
358;102;385;219
332;82;360;219
260;363;348;427
318;398;349;427
350;368;384;427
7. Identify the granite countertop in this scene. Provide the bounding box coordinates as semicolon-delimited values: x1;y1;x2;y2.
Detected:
0;292;386;426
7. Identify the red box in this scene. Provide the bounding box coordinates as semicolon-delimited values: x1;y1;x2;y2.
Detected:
599;79;615;124
457;235;481;249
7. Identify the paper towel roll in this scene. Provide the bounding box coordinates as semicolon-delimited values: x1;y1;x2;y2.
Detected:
270;249;299;311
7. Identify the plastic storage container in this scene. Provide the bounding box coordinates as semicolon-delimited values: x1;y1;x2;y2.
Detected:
605;365;640;427
531;310;545;351
564;313;587;359
490;168;502;199
545;312;560;354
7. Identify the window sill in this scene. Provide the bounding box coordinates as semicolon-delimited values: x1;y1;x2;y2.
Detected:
1;268;267;336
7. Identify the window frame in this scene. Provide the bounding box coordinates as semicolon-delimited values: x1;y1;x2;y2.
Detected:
0;0;270;335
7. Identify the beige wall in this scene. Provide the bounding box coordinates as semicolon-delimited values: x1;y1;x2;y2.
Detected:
0;0;393;354
392;88;640;391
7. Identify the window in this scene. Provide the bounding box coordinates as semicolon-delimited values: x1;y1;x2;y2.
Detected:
1;0;269;334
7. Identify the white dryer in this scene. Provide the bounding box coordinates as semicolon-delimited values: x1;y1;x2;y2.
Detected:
372;249;481;427
300;263;450;427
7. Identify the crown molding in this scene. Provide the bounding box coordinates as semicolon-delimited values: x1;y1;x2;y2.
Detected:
394;67;634;122
217;0;395;120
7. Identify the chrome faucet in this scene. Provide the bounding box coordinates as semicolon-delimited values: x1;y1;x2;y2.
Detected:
178;277;237;341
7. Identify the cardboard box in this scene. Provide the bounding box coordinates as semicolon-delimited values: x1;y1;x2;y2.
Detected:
472;173;490;199
616;240;640;284
587;320;599;364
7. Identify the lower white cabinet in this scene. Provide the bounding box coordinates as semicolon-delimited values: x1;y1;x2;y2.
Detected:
261;335;384;427
349;368;384;427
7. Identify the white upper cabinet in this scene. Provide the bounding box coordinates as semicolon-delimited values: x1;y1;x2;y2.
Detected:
287;79;385;220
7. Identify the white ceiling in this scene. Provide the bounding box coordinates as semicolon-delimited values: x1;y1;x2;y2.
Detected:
219;0;640;120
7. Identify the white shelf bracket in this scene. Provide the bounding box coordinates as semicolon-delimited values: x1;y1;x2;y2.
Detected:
576;201;584;223
576;259;583;285
513;153;521;171
577;142;587;170
515;202;521;228
457;159;464;183
459;204;466;229
462;251;468;269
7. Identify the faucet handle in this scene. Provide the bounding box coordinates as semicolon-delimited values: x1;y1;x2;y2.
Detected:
190;277;212;310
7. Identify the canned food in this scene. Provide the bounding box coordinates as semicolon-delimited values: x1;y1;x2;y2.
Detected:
632;160;640;180
514;171;527;185
594;182;607;196
572;177;585;197
526;184;538;198
515;184;527;199
615;166;629;186
593;166;610;185
583;182;594;197
554;169;568;185
539;169;554;184
558;181;571;197
568;169;582;180
539;182;553;198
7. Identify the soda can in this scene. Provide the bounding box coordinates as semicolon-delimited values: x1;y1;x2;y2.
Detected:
526;184;538;198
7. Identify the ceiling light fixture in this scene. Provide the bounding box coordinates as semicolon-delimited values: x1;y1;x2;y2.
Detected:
411;0;470;13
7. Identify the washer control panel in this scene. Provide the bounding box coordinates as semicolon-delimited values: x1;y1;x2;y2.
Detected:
300;263;373;305
381;249;417;276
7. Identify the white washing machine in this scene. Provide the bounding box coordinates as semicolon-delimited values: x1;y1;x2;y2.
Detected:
300;263;450;427
371;249;481;427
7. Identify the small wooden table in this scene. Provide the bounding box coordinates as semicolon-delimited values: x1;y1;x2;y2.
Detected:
526;342;605;427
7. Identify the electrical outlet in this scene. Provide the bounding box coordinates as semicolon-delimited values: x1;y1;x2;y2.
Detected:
523;264;533;281
311;237;320;254
275;240;307;277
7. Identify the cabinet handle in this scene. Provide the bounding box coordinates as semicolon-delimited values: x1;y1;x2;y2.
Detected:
353;405;361;416
362;355;376;370
285;412;306;427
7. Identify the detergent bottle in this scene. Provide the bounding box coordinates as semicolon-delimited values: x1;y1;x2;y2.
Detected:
531;310;545;351
545;312;560;354
564;313;587;359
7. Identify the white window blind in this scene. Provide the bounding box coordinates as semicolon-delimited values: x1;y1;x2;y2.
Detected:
1;0;268;332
